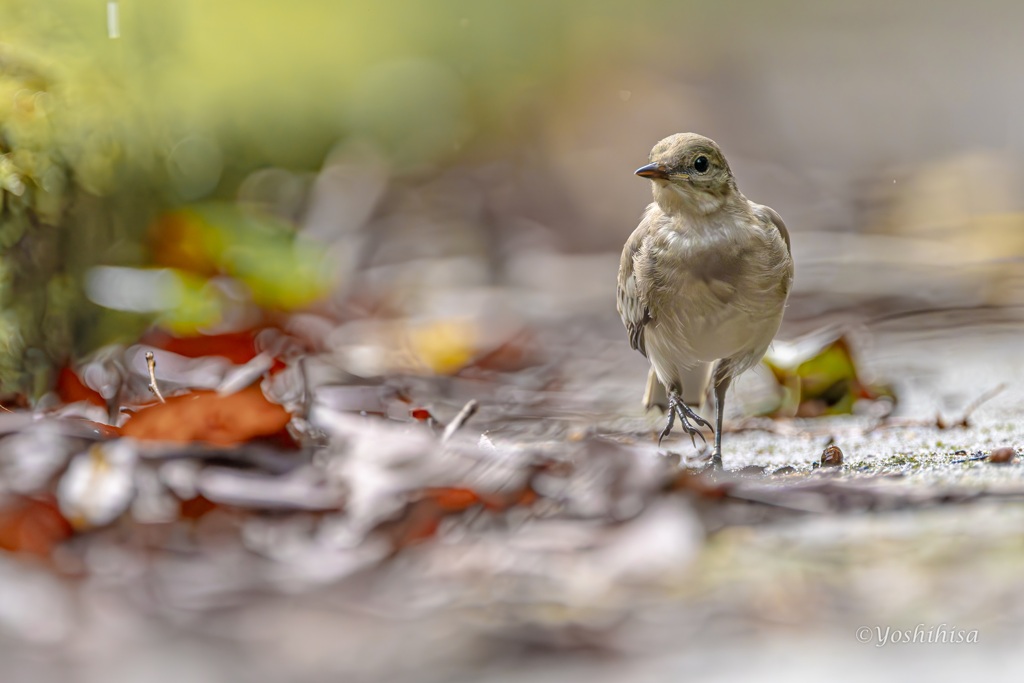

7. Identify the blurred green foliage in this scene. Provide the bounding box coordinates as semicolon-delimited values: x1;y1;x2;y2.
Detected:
5;0;640;183
0;0;694;397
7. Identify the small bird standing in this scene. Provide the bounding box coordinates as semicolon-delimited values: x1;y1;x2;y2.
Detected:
617;133;794;467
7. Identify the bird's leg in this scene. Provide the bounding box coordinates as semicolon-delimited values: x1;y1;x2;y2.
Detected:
711;367;733;468
659;390;713;448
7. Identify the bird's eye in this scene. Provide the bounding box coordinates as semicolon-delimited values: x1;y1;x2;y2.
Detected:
693;155;710;173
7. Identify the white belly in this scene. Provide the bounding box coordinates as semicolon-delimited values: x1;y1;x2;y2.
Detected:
644;288;785;391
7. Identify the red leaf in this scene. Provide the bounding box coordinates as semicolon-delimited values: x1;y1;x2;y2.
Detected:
410;407;433;422
179;495;219;520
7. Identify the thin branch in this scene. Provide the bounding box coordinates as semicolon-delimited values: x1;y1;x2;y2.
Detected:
145;351;166;404
442;400;479;443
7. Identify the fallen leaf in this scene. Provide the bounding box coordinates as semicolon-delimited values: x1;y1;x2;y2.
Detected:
764;334;895;418
377;483;542;550
142;329;262;365
410;407;434;422
55;366;105;408
419;487;482;513
0;496;73;556
122;385;292;446
179;495;218;520
387;497;445;547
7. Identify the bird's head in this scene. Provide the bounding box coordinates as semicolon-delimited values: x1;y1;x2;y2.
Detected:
635;133;737;215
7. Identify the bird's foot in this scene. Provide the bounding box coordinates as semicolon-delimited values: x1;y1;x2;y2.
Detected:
709;449;723;470
658;395;713;448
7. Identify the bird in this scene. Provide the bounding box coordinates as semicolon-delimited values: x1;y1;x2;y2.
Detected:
616;133;794;467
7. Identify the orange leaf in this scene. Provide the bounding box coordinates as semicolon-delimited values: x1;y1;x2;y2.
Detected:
121;386;291;446
0;496;73;556
142;329;261;365
422;487;481;513
393;500;443;546
56;366;105;408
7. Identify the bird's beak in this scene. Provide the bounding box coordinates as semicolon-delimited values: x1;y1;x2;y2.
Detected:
635;163;669;180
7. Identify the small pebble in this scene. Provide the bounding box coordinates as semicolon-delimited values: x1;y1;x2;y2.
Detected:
988;446;1016;464
773;466;797;476
821;444;844;467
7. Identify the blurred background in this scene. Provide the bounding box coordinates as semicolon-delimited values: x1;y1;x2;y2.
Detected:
4;0;1024;680
5;0;1024;350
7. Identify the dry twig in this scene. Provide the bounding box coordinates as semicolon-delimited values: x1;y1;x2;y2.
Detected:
442;399;479;443
145;351;166;404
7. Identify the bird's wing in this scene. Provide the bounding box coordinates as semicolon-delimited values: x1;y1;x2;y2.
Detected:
752;203;791;255
617;212;655;357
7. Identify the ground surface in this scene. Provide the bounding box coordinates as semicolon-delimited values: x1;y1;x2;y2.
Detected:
2;297;1024;682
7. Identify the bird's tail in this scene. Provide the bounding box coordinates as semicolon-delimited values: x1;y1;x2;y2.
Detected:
642;363;712;413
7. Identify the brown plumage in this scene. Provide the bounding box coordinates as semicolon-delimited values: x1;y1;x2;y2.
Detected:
617;133;794;467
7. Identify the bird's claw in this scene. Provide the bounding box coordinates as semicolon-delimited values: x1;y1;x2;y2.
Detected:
679;401;712;433
658;395;712;449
